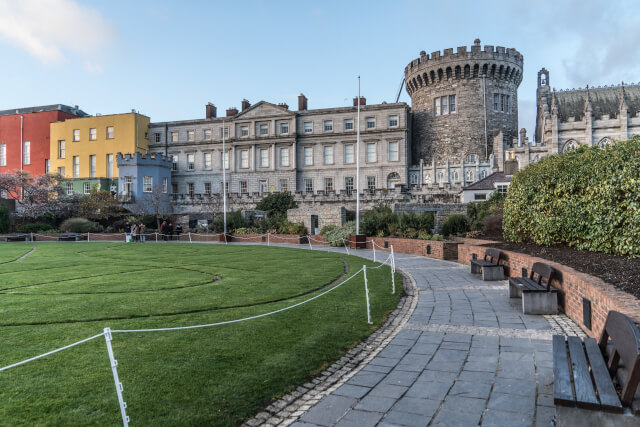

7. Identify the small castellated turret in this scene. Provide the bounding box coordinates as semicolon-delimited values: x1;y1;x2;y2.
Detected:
404;39;523;165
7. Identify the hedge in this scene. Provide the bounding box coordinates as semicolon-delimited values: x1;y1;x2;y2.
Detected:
503;136;640;256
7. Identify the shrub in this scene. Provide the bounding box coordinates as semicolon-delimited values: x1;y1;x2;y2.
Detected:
210;210;246;233
440;214;469;237
398;212;434;234
361;205;397;236
320;225;337;236
431;234;443;241
17;222;52;233
255;192;297;216
503;137;640;256
0;203;9;233
467;191;505;231
279;221;307;235
482;214;503;237
418;231;432;240
59;217;103;233
322;222;355;246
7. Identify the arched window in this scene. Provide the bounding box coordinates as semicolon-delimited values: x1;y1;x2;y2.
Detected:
465;169;474;182
438;171;444;182
561;140;579;153
424;173;431;183
465;154;476;163
479;170;487;180
597;137;613;148
532;154;539;163
451;170;459;182
387;172;401;189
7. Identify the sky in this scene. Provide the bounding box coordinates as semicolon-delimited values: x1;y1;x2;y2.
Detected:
0;0;639;136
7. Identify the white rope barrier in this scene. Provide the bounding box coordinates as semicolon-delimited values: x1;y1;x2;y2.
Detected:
307;236;312;250
391;245;396;294
103;328;130;426
342;238;350;255
363;265;372;325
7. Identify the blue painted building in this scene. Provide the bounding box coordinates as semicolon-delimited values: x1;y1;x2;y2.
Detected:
116;152;172;215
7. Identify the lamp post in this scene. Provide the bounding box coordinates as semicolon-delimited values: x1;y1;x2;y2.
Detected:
222;119;227;235
356;76;361;234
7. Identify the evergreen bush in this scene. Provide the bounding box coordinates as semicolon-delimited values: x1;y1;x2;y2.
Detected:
440;214;469;237
0;203;10;233
16;222;50;233
503;137;640;256
59;218;103;233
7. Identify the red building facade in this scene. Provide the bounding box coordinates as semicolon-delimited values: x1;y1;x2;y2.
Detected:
0;105;87;178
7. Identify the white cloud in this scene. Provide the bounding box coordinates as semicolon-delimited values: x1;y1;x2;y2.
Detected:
0;0;115;68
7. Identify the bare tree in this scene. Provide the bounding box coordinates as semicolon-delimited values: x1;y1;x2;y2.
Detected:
0;171;76;219
136;184;173;229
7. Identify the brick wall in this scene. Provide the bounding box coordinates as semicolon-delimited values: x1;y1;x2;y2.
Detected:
458;243;640;339
364;236;459;261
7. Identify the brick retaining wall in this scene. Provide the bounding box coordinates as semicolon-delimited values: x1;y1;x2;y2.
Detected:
458;243;640;339
365;237;459;261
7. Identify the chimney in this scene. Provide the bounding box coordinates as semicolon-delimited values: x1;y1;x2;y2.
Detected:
241;99;251;111
278;102;289;110
226;107;238;117
353;97;366;107
298;93;308;111
206;102;217;119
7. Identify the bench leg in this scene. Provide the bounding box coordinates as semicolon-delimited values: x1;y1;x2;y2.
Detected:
470;263;482;274
508;281;522;298
522;292;557;315
482;266;504;281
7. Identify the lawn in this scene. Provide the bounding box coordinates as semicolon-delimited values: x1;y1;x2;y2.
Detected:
0;242;401;426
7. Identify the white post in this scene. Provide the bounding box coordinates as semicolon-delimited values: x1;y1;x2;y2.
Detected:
342;238;350;255
307;235;312;250
87;232;90;242
155;232;158;242
30;232;33;242
188;232;192;243
222;119;227;236
372;241;376;262
356;76;361;235
267;232;270;246
224;233;228;245
391;245;396;294
363;265;372;324
103;328;129;427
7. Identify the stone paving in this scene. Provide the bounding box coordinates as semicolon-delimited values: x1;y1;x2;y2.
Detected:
242;245;584;427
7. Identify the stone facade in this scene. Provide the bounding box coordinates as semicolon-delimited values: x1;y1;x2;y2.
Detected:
287;206;346;234
116;152;172;215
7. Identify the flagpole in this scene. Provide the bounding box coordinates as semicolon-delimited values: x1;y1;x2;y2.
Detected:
356;76;361;235
222;119;227;235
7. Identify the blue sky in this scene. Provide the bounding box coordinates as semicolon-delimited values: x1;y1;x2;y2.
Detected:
0;0;638;136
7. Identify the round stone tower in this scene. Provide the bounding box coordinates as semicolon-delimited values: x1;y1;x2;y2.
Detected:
405;39;523;165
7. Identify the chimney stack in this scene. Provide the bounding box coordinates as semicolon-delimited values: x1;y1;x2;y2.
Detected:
298;93;308;111
241;99;251;111
353;97;366;107
278;102;289;110
206;102;217;119
226;107;238;117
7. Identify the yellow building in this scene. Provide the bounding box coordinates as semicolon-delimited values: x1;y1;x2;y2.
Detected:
49;112;149;182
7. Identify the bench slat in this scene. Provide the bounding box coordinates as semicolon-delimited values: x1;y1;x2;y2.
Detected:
584;338;623;413
553;335;575;406
568;336;600;409
471;260;495;267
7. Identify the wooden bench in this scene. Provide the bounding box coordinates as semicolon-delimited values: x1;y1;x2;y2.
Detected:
508;262;559;314
5;233;29;242
58;232;79;241
470;248;504;280
554;311;640;426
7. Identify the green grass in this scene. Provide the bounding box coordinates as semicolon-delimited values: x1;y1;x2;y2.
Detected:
0;243;401;426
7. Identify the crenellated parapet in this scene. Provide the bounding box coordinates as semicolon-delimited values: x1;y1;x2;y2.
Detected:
404;39;523;96
116;152;173;168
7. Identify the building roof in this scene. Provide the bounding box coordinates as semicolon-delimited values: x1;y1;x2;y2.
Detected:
463;172;512;191
0;104;88;117
551;84;640;122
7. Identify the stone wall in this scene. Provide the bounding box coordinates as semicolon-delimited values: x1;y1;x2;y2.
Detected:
457;243;640;339
363;236;459;261
287;206;346;233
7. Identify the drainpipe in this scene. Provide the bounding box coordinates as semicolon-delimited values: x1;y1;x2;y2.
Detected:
482;76;488;160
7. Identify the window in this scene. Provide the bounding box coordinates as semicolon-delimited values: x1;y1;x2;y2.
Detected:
451;170;459;182
172;183;178;194
279;179;288;192
89;155;96;178
500;95;505;112
154;132;161;143
441;96;448;115
466;154;477;163
66;182;73;195
324;177;333;192
145;132;148;140
435;95;456;115
367;176;376;192
187;153;195;170
203;152;212;169
259;180;268;193
23;141;30;165
240;180;248;193
409;173;419;185
304;147;313;165
162;177;168;193
493;94;499;112
260;149;269;167
480;170;487;179
323;120;333;132
58;140;65;158
280;122;289;134
388;115;398;127
90;128;97;140
474;193;487;201
366;143;376;162
224;181;229;193
449;95;456;113
240;126;249;137
58;167;65;176
222;151;229;169
506;95;510;113
434;98;441;116
204;129;212;140
344;177;354;194
73;129;80;141
83;182;91;194
323;146;334;165
465;169;474;182
0;143;5;166
496;184;509;195
388;141;399;161
240;150;249;168
73;156;80;178
143;176;153;192
221;127;229;138
172;154;178;171
280;148;290;167
171;132;178;142
304;178;313;193
187;130;195;142
344;119;354;130
304;122;313;133
45;159;49;173
366;117;375;129
106;126;114;139
344;144;354;164
188;182;194;196
204;182;211;195
259;124;268;136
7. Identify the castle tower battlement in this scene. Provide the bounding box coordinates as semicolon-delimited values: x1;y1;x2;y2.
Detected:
405;39;523;165
116;152;172;167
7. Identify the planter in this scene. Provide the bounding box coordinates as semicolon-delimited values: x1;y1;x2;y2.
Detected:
349;234;367;249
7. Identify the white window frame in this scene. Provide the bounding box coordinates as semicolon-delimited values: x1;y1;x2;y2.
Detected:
240;180;248;193
83;182;91;194
366;117;375;129
23;141;30;165
280;122;289;134
58;140;65;158
89;155;96;178
280;147;290;167
324;177;333;192
204;182;211;195
240;126;249;137
187;182;194;196
73;156;80;178
204;129;212;140
366;176;376;192
259;124;269;136
66;182;73;195
143;176;153;192
187;153;195;170
303;147;313;166
222;151;229;169
203;152;212;170
73;129;80;141
365;143;377;163
303;122;313;133
240;150;249;168
449;95;456;113
388;141;399;161
90;128;97;140
323;120;333;132
171;131;178;142
344;119;354;131
172;154;178;171
187;130;195;142
344;176;354;193
304;178;313;193
154;132;161;143
323;145;334;165
106;126;114;139
279;178;288;192
162;177;168;193
344;144;354;164
0;143;5;166
388;115;398;127
260;148;269;167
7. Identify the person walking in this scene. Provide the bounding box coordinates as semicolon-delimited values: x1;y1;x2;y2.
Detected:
139;223;146;242
160;221;168;241
175;224;183;241
168;222;174;241
132;223;139;242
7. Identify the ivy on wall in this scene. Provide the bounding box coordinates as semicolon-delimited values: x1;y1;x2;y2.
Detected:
503;136;640;257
